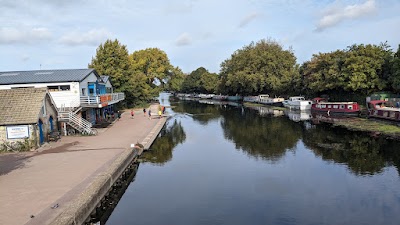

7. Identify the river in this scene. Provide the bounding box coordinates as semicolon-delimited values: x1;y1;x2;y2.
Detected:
105;93;400;225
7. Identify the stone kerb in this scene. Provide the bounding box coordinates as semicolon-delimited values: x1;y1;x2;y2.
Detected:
52;147;142;225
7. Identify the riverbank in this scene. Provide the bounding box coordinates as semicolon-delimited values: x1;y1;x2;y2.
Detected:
0;103;167;225
243;102;400;140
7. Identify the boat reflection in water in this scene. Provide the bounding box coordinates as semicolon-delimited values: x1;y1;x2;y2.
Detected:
310;111;356;125
198;99;228;106
285;109;312;122
247;105;284;117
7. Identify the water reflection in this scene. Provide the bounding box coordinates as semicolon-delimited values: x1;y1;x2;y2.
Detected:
285;109;312;122
246;105;284;117
172;100;222;125
141;119;186;165
107;96;400;225
220;106;303;161
303;124;400;175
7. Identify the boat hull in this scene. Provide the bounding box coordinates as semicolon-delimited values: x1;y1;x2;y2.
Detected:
368;109;400;121
227;96;243;101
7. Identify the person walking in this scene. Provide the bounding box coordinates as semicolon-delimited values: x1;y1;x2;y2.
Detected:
158;110;162;118
143;108;146;117
148;109;152;120
131;109;135;119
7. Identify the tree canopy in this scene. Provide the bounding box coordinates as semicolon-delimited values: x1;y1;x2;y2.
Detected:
219;39;299;95
301;43;394;98
181;67;218;94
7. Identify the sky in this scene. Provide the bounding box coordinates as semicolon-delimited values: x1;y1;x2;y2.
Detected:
1;0;400;74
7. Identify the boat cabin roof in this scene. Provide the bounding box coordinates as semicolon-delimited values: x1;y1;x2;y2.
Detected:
369;100;387;105
290;96;305;100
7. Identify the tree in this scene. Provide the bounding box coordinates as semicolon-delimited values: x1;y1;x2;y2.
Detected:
130;48;173;88
341;43;391;94
180;67;218;93
165;66;186;92
219;39;298;95
390;45;400;92
89;39;131;93
301;50;346;94
89;39;156;106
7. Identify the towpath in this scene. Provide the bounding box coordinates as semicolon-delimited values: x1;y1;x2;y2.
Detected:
0;103;167;225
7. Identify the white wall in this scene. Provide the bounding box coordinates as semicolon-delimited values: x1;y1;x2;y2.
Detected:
0;82;80;108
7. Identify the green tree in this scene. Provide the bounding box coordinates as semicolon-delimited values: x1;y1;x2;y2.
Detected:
389;45;400;92
342;43;391;94
181;67;217;93
89;39;157;106
219;39;298;95
130;48;173;88
89;39;131;92
301;50;346;94
165;66;186;92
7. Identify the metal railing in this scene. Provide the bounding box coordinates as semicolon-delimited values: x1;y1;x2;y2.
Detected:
80;92;125;107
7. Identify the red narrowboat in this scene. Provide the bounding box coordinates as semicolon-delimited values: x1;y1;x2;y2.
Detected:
311;98;360;115
367;100;400;121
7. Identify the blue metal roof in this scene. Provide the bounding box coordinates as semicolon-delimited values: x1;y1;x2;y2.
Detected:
0;69;96;85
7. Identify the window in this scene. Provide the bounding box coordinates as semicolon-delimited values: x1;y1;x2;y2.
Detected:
328;105;331;108
348;105;353;110
321;104;326;108
60;85;70;91
340;105;345;109
333;105;339;109
47;85;71;92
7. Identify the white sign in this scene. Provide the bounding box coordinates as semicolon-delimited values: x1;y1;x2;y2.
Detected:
7;126;30;139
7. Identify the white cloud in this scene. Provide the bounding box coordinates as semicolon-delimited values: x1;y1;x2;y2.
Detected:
238;12;262;28
59;28;113;46
0;27;52;44
175;32;192;46
316;0;377;31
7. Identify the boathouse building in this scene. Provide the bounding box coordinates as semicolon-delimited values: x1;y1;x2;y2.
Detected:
0;69;125;136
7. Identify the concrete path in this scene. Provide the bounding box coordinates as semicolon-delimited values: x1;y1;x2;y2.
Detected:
0;104;167;225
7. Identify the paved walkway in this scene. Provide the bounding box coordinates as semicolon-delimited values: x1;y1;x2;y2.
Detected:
0;104;167;225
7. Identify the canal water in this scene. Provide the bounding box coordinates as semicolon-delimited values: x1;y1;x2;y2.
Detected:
106;93;400;225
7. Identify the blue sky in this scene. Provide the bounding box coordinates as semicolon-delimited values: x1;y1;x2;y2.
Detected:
1;0;399;74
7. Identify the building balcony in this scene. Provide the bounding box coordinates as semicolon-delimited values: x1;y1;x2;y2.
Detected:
80;92;125;108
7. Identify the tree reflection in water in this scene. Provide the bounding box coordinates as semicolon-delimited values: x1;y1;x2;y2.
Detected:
303;124;400;176
141;119;186;165
171;100;222;125
220;105;303;161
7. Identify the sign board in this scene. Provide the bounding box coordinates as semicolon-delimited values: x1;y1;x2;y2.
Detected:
7;125;30;139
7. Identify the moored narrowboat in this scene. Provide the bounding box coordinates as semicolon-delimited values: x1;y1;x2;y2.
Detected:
311;98;360;115
258;94;285;107
243;96;259;102
367;100;400;121
227;95;243;101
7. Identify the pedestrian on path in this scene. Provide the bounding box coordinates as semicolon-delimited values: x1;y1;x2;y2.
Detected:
158;110;162;118
143;108;146;117
148;109;152;120
162;106;166;114
131;109;135;119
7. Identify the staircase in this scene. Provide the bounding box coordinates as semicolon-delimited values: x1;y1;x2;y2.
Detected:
58;102;97;135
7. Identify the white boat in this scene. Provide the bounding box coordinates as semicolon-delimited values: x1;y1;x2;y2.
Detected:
199;94;215;99
258;94;285;107
283;96;312;110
